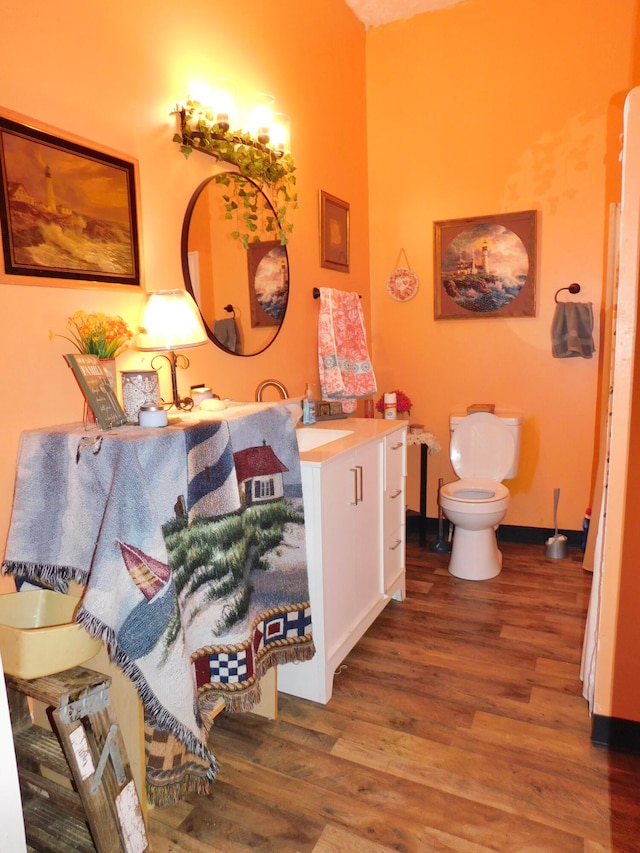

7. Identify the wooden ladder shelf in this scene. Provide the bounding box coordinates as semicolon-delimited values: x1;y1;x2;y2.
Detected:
6;665;149;853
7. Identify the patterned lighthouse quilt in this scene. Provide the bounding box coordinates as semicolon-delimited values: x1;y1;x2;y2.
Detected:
2;403;314;805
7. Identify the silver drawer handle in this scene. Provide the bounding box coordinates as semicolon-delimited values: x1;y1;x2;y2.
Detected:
391;442;403;450
389;538;402;551
389;489;402;499
350;466;365;504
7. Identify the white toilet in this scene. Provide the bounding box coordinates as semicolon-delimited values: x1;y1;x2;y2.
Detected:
439;411;522;581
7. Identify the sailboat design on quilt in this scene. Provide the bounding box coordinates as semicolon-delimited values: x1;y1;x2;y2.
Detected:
116;541;177;659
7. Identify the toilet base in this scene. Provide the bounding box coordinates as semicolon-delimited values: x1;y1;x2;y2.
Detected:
447;525;503;581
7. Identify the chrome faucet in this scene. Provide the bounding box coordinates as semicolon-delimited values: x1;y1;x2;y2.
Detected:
255;379;289;402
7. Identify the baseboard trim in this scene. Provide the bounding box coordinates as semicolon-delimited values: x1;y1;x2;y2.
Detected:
591;714;640;753
406;511;581;548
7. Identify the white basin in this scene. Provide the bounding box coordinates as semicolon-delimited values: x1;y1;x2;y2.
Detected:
0;591;102;680
296;428;354;452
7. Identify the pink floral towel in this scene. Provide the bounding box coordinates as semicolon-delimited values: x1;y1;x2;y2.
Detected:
317;287;377;413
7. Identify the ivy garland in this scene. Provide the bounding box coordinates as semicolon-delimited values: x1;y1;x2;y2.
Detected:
173;99;297;248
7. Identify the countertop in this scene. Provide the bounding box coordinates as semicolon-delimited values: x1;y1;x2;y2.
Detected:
297;417;407;466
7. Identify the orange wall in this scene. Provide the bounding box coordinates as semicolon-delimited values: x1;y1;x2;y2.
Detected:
0;0;369;576
365;0;636;528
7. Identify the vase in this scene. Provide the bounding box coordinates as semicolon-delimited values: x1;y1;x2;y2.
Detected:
99;358;117;393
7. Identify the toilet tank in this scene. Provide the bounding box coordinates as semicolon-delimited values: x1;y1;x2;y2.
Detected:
450;410;523;479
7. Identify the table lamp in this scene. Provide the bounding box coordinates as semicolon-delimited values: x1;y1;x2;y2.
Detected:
137;289;208;409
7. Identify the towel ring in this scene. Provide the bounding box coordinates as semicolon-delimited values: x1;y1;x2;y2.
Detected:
554;283;581;303
223;303;236;317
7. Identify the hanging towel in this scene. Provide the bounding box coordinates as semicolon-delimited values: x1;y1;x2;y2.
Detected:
317;287;377;413
551;302;596;358
214;317;239;353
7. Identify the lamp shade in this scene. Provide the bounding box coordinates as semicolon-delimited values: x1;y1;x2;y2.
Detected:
138;289;207;352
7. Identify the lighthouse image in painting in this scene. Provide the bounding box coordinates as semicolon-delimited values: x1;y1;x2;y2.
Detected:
441;222;530;313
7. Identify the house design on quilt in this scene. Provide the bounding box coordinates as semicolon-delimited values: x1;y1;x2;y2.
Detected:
233;442;289;507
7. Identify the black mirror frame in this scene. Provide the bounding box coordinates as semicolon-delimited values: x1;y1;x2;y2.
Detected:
181;173;289;357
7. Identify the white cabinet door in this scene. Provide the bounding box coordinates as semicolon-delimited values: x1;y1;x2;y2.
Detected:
321;439;382;664
279;425;406;705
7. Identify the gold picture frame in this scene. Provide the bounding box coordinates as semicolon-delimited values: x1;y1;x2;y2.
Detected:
0;109;141;288
434;209;536;319
320;190;350;272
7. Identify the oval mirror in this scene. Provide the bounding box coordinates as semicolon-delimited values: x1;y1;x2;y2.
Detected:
181;172;289;356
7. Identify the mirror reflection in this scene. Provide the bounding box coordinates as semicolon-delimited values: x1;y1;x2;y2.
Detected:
181;172;289;356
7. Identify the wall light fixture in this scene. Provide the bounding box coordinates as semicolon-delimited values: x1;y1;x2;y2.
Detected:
175;92;290;161
173;90;298;246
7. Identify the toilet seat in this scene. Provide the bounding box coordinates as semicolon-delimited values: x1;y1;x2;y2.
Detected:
450;413;515;481
440;477;509;503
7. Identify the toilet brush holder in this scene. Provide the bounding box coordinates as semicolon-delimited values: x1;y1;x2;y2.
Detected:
545;486;568;559
545;534;568;560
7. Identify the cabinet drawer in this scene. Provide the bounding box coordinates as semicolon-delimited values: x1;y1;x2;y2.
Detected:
384;483;405;536
385;431;406;491
383;524;405;590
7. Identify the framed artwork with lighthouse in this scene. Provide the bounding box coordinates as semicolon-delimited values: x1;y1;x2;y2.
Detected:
433;209;536;320
0;110;140;287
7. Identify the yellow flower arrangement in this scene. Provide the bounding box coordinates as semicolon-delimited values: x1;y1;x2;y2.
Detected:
50;311;140;359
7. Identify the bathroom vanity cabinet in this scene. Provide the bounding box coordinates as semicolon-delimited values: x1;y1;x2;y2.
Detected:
278;420;407;704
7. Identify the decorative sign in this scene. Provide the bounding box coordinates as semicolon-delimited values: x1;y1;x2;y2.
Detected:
64;353;127;430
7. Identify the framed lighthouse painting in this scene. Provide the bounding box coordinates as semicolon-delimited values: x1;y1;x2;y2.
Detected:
0;110;141;287
434;209;536;320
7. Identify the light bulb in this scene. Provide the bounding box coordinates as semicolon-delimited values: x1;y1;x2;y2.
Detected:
252;94;274;145
271;114;290;153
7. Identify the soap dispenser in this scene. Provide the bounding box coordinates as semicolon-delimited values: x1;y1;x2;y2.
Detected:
302;384;316;425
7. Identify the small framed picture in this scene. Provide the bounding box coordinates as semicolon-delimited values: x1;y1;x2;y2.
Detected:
434;209;537;319
320;190;349;272
246;240;289;328
0;110;141;287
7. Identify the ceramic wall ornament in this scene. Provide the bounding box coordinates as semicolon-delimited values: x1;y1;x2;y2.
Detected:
387;249;419;302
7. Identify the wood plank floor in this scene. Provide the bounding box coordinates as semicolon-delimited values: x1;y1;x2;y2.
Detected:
148;535;640;852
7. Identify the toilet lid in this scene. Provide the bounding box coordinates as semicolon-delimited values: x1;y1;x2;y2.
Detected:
450;413;515;480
